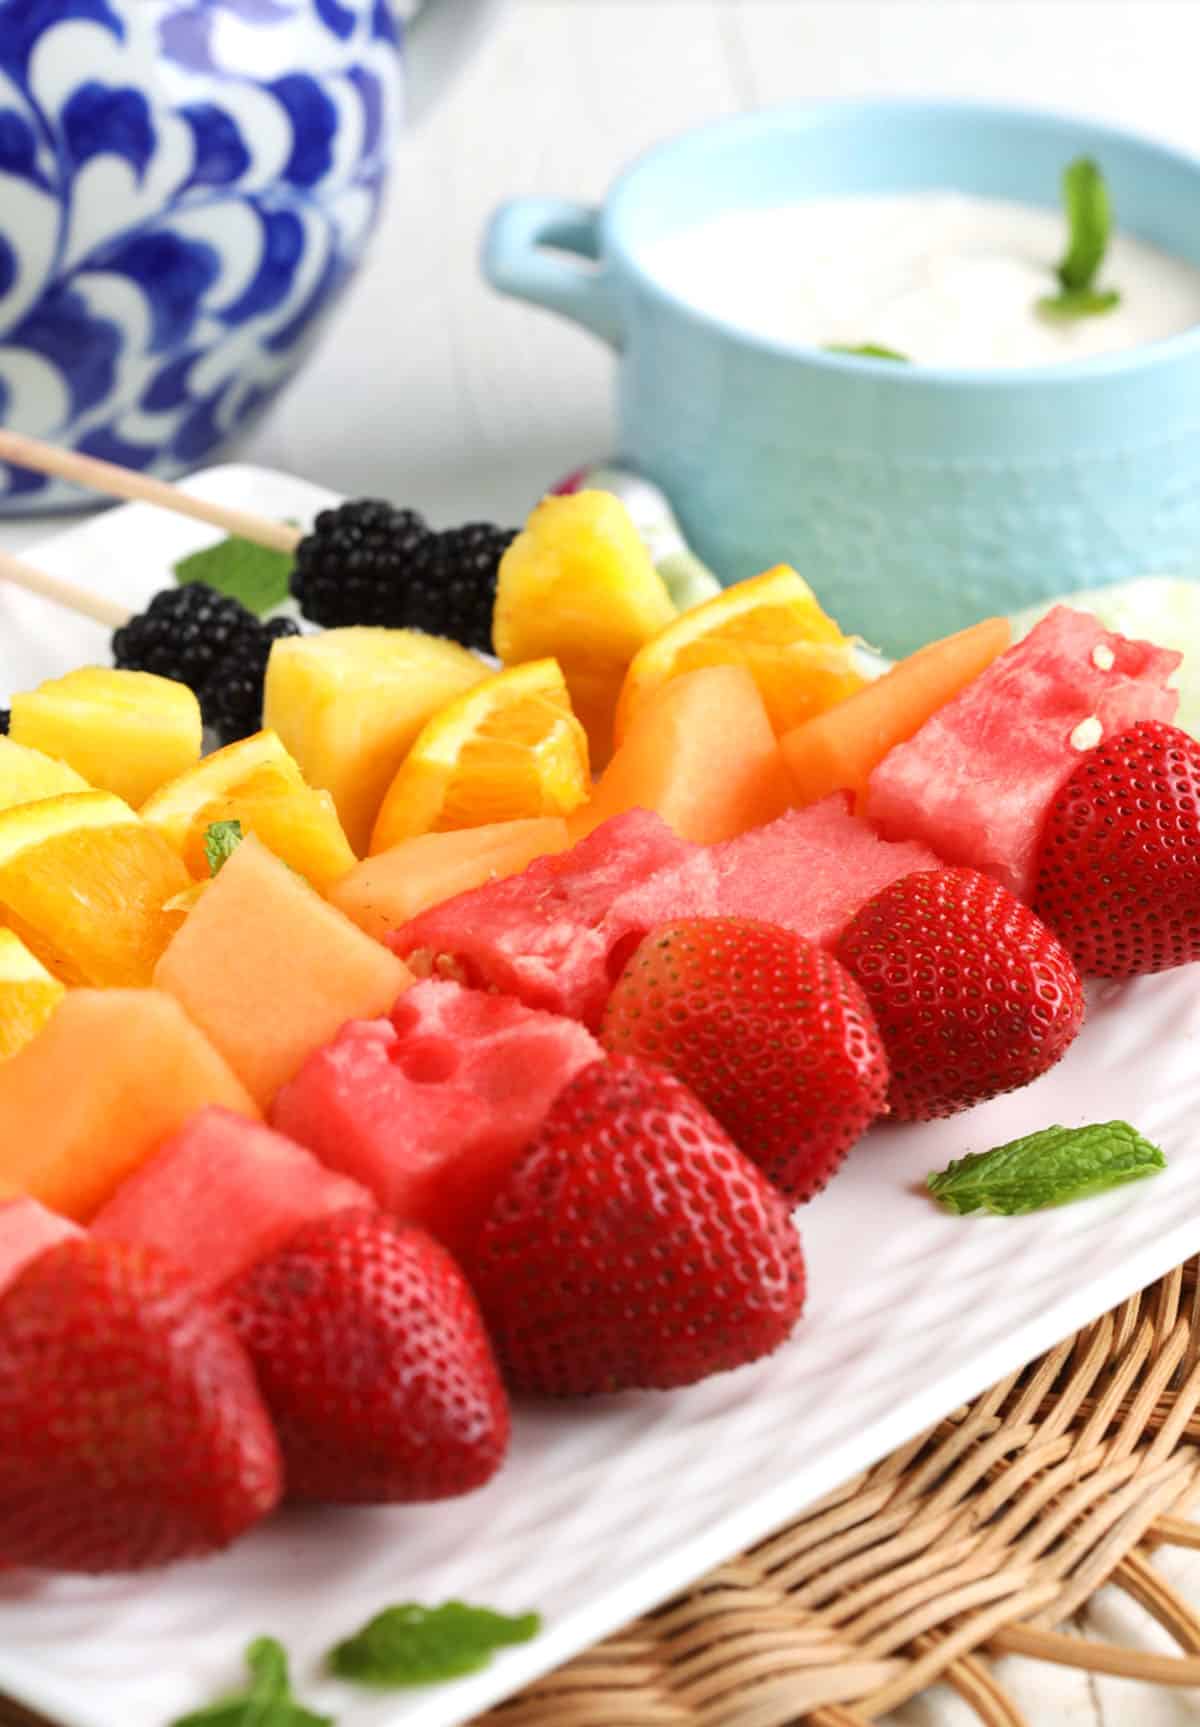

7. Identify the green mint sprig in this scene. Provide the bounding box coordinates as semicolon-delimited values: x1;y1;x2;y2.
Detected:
1039;157;1121;321
169;1637;333;1727
174;534;294;617
204;819;244;877
824;342;910;362
928;1120;1165;1217
328;1601;542;1687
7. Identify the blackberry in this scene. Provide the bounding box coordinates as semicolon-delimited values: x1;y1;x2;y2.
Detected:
403;523;518;653
112;583;298;744
290;498;431;627
0;710;8;735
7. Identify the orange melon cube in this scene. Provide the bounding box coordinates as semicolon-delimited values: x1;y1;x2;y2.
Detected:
569;665;792;846
0;989;258;1220
329;817;570;938
780;617;1012;812
155;833;411;1106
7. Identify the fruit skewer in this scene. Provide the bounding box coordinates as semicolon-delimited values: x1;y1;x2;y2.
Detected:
0;546;130;629
0;427;299;554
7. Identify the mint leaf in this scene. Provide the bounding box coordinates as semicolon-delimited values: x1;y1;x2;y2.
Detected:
328;1602;541;1687
928;1121;1165;1216
174;536;293;617
204;819;244;877
1039;156;1120;320
1037;286;1121;320
824;342;910;362
169;1637;333;1727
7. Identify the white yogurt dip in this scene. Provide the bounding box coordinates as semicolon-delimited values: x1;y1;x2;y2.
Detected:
642;192;1200;368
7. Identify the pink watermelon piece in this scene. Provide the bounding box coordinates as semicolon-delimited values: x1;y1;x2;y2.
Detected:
388;808;696;1028
271;978;601;1265
866;606;1181;901
0;1198;81;1298
605;796;943;962
90;1107;374;1296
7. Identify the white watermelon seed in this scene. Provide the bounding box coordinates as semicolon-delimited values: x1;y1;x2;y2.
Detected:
1070;716;1103;751
1091;643;1116;671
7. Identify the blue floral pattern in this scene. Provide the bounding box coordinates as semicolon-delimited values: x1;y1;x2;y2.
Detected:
0;0;401;506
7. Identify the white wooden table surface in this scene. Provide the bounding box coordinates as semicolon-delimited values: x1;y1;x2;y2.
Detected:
7;4;1200;1721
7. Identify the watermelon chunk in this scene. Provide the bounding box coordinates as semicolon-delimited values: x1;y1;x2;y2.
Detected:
271;980;601;1263
389;809;695;1027
606;797;943;960
0;1198;81;1298
866;607;1181;901
91;1107;374;1296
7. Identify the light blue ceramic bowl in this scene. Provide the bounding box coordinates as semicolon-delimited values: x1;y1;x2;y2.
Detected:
484;100;1200;656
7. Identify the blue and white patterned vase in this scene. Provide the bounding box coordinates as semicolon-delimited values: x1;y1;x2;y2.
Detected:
0;0;486;510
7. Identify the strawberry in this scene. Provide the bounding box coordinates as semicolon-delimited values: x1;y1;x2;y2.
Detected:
0;1238;281;1572
223;1209;509;1503
600;918;888;1202
471;1055;806;1396
836;868;1084;1121
1034;720;1200;978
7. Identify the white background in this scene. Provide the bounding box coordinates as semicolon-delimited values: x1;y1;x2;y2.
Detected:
7;4;1200;1720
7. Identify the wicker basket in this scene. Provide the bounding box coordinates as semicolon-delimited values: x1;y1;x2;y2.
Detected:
9;1259;1200;1727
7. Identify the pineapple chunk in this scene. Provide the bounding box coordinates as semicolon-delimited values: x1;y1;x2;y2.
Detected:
0;737;91;815
263;627;488;854
493;491;677;766
0;928;65;1061
10;667;202;808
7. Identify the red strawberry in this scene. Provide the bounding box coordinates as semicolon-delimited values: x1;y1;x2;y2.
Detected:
0;1238;281;1572
223;1209;509;1503
472;1055;806;1396
836;868;1084;1121
1034;720;1200;977
600;918;888;1202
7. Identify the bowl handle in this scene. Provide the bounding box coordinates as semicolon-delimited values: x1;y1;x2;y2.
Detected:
482;200;622;348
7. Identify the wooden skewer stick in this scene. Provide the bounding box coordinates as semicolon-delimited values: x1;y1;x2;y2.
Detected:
0;547;131;630
0;428;303;556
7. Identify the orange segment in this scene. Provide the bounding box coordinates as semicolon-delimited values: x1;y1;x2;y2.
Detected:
0;737;91;815
615;565;866;744
493;491;677;767
570;664;792;846
369;660;590;853
0;792;189;987
0;930;65;1061
142;729;356;893
10;667;201;808
331;817;569;937
780;617;1012;811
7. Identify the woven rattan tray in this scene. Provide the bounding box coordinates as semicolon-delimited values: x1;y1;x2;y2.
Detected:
9;1257;1200;1727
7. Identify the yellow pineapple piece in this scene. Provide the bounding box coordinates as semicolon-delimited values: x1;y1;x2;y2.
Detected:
0;791;189;986
0;736;90;815
142;729;356;893
10;667;202;808
263;627;488;854
493;491;677;766
0;929;65;1061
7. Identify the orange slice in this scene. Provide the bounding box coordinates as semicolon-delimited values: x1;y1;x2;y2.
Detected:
370;659;590;853
0;736;91;815
493;491;677;767
615;565;866;744
10;667;202;808
0;791;189;987
0;929;65;1061
142;729;356;893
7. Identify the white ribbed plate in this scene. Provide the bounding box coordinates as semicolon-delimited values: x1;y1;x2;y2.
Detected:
2;466;1200;1727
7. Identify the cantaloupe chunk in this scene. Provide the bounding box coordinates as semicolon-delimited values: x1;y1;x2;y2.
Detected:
569;665;792;845
155;834;411;1106
0;989;258;1220
329;817;569;939
780;617;1011;812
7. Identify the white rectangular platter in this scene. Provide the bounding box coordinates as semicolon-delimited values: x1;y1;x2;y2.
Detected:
2;464;1200;1727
